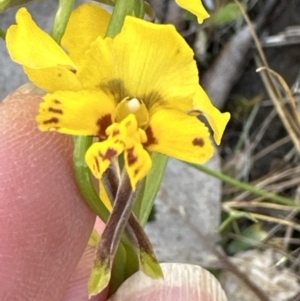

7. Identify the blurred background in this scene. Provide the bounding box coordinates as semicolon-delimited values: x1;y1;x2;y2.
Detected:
1;1;300;300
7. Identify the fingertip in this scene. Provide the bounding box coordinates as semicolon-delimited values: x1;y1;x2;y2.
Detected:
108;263;227;301
0;93;96;300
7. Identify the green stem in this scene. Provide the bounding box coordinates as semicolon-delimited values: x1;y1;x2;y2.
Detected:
0;28;6;40
133;153;168;226
51;0;75;44
190;163;297;206
105;0;145;38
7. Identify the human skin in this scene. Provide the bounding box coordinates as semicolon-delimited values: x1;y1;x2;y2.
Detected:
0;91;107;301
0;91;221;301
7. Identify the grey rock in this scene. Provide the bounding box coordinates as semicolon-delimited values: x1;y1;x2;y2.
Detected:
146;155;222;264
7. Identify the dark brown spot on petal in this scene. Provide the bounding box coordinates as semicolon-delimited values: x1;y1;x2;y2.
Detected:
48;107;63;114
175;48;181;55
134;169;139;176
43;117;59;124
70;68;77;74
112;129;120;137
127;147;137;166
193;138;205;147
96;114;112;138
53;99;61;104
143;127;158;147
99;148;117;161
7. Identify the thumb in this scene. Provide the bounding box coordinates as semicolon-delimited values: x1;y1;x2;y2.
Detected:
0;91;96;301
109;263;228;301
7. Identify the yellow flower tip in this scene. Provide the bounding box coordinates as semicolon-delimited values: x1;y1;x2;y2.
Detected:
62;3;111;66
6;7;75;71
213;111;231;145
175;0;210;23
193;87;230;145
85;139;124;181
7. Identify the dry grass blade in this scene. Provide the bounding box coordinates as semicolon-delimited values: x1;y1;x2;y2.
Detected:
257;67;300;125
234;0;300;155
228;165;300;202
225;201;296;211
252;135;291;162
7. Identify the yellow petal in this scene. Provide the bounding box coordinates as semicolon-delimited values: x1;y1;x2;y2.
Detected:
121;115;152;190
86;139;125;181
6;8;75;69
145;109;214;164
62;3;110;66
175;0;210;23
125;142;152;191
36;90;115;136
86;116;131;180
87;115;152;190
193;87;230;145
24;66;82;92
78;17;199;113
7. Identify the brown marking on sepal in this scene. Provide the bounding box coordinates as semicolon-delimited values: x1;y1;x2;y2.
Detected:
193;137;205;147
99;148;117;161
48;107;63;114
127;147;137;166
43;117;59;124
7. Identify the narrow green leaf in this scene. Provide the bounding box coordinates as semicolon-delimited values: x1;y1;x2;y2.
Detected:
93;0;115;5
105;0;145;38
73;136;110;223
219;210;258;232
89;172;138;297
88;258;111;297
227;223;267;254
145;1;155;20
0;28;6;40
51;0;75;44
128;214;162;279
108;242;128;295
133;152;168;226
212;3;246;26
140;251;163;279
88;229;101;247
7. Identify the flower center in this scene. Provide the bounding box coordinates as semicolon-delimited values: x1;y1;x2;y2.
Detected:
113;97;149;129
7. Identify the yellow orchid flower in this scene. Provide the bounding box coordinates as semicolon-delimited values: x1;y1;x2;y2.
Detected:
175;0;210;23
6;4;230;190
6;4;110;91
